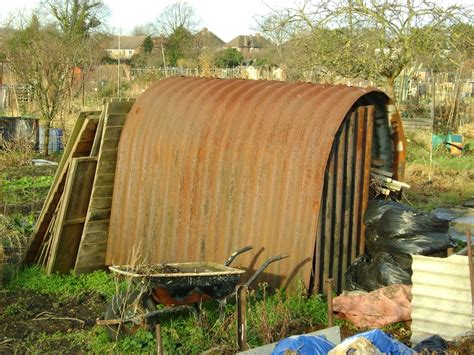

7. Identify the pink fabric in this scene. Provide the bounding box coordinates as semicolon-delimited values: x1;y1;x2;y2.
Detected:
333;284;412;328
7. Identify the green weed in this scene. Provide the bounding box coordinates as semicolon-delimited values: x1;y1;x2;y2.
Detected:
69;283;330;354
6;266;118;300
0;175;53;207
118;329;156;353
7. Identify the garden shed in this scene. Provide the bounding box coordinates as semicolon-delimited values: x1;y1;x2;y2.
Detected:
106;77;406;293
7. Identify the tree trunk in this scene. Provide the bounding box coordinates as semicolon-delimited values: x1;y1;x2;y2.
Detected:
385;77;396;103
43;123;50;156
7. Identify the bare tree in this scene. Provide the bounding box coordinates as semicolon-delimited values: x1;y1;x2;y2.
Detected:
154;1;200;35
255;12;296;64
6;16;75;155
5;4;109;155
131;23;155;36
259;0;472;99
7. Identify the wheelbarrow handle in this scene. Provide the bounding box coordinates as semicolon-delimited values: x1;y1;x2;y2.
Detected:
245;254;289;288
224;246;253;267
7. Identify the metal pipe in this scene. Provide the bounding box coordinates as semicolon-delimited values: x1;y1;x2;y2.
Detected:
325;278;334;327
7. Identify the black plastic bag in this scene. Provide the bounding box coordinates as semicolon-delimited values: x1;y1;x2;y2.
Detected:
346;200;455;292
345;252;412;292
367;232;456;256
376;209;449;238
365;200;454;257
413;335;448;354
364;200;415;226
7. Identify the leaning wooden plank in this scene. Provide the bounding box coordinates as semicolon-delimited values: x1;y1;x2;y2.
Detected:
75;99;135;273
46;157;98;274
36;200;61;267
24;114;100;263
49;111;100;189
90;110;106;156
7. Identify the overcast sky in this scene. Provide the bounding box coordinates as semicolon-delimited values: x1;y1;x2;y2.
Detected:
1;0;472;43
0;0;294;42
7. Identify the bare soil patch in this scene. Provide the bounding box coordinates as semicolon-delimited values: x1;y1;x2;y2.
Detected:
0;289;106;353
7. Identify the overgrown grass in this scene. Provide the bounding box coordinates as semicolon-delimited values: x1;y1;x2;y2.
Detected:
0;214;36;281
0;137;35;168
6;266;118;300
404;129;474;211
0;175;54;207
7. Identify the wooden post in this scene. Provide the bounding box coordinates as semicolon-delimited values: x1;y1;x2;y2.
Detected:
429;68;436;181
236;285;248;351
325;278;334;327
155;324;163;355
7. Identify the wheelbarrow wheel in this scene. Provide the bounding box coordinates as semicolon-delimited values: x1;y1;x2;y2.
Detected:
104;290;155;340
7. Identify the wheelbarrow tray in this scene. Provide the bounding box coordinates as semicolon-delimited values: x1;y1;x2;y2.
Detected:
109;262;245;304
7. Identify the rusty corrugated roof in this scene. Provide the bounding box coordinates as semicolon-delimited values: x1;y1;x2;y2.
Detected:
107;77;403;291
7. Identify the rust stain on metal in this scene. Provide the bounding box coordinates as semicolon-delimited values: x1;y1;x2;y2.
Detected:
107;77;405;292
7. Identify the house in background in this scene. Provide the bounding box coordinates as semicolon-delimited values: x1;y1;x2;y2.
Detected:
194;28;224;50
106;35;147;60
224;34;272;59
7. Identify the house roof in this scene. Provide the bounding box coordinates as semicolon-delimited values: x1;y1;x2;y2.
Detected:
107;35;147;50
194;28;225;48
224;34;272;49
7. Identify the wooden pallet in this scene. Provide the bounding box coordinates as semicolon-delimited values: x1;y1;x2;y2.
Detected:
74;99;135;273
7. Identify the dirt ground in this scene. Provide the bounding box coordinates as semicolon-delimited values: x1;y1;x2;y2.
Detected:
0;287;473;353
0;289;105;353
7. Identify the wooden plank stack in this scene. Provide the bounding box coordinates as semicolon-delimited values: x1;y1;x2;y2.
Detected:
370;167;410;198
24;98;135;274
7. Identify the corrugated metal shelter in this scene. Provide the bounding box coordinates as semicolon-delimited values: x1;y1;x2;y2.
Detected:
411;255;472;343
107;77;406;292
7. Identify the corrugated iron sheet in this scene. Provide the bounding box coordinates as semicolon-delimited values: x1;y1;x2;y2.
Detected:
312;106;374;293
411;255;472;343
107;77;405;291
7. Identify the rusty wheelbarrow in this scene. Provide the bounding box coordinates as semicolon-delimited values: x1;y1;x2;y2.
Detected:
98;246;288;339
